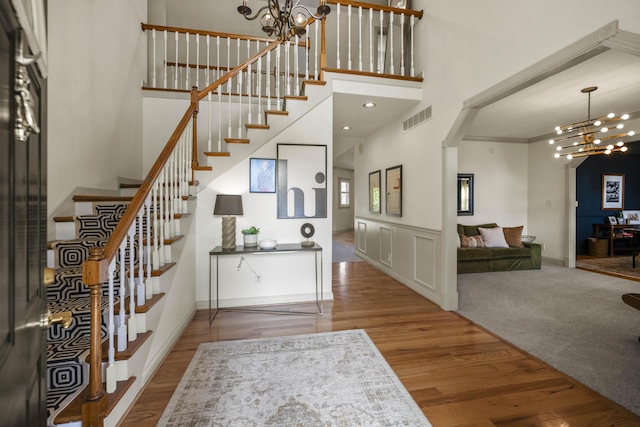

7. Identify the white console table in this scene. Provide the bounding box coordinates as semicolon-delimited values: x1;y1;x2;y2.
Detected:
209;243;323;323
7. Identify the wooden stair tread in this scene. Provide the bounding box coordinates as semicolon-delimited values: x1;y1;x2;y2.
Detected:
193;165;213;171
53;377;136;425
54;216;74;222
284;95;308;101
245;124;270;130
119;183;142;189
224;138;250;144
302;79;326;86
93;331;153;362
115;293;165;315
143;234;184;246
204;151;231;157
265;110;288;116
152;262;175;277
73;195;133;202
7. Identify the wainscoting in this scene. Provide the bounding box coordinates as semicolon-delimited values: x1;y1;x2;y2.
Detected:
354;217;442;305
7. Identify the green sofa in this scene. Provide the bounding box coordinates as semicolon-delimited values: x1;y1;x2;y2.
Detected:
457;223;542;274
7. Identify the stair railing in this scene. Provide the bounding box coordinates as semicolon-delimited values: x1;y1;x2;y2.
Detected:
81;39;282;426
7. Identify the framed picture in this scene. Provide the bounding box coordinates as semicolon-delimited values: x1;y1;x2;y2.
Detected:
457;173;474;216
608;216;617;225
618;218;627;225
602;174;624;210
389;0;409;8
369;170;381;213
623;210;640;225
276;144;327;219
249;158;276;193
385;165;402;216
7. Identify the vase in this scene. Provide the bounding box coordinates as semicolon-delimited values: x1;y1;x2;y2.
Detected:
243;233;259;247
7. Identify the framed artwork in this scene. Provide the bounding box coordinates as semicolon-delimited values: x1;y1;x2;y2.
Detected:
389;0;409;8
385;165;402;216
369;170;381;213
457;173;474;216
249;158;276;193
624;210;640;225
602;174;624;210
276;144;327;219
618;218;627;225
608;216;617;225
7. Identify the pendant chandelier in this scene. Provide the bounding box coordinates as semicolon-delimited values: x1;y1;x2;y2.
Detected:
549;86;635;159
237;0;331;41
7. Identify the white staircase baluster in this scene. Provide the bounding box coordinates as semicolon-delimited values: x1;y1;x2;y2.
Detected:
247;40;252;125
196;34;200;88
304;28;309;81
158;167;166;267
152;29;157;88
410;15;415;77
257;41;262;125
389;12;394;75
266;48;271;111
379;10;383;73
127;224;137;340
163;30;168;88
285;41;290;96
369;9;373;73
152;181;160;269
314;20;318;80
117;240;127;350
207;91;212;153
170;152;177;238
206;35;210;86
276;44;281;110
145;196;153;299
358;7;362;71
348;5;352;70
137;211;145;305
174;31;179;89
106;258;117;393
227;74;232;140
336;4;340;69
185;32;190;89
237;64;242;138
216;36;220;82
295;36;300;95
400;13;405;76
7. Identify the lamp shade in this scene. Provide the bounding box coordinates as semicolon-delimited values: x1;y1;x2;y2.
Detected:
213;194;243;216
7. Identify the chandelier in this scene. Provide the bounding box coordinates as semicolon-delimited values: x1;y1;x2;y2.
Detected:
549;86;635;159
237;0;331;41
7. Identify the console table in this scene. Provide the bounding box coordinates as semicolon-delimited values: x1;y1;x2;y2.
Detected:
209;243;323;323
593;224;634;257
623;228;640;268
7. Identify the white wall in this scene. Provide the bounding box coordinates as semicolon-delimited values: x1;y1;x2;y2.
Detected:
47;1;147;214
457;140;529;230
333;168;355;233
194;98;334;308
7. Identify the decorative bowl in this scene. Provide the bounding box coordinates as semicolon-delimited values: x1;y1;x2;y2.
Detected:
521;235;536;243
259;239;277;250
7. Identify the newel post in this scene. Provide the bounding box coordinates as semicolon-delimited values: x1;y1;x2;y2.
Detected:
191;86;199;181
81;247;108;427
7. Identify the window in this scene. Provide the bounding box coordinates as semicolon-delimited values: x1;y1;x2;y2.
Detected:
339;178;350;208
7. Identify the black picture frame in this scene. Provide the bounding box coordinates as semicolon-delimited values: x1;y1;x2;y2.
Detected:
369;170;381;213
249;158;276;193
385;165;402;216
457;173;474;216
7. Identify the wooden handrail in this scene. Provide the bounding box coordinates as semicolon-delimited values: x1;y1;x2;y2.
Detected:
141;23;274;43
326;0;423;19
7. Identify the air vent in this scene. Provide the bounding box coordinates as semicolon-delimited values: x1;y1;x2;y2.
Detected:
402;106;432;133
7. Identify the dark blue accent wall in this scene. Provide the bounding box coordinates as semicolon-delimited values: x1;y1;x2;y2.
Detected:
576;152;640;254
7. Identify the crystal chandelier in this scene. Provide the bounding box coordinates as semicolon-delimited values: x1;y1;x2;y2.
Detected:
237;0;331;41
549;86;635;159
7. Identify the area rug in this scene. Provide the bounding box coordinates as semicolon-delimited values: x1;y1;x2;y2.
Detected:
576;255;640;281
157;330;431;426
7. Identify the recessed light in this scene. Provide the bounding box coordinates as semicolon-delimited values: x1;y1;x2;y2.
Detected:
363;102;376;108
342;126;351;130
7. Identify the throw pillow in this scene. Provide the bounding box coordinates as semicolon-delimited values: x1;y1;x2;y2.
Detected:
503;226;524;248
478;226;509;248
459;233;483;248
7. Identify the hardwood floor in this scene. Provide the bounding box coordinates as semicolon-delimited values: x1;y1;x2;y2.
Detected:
120;255;640;426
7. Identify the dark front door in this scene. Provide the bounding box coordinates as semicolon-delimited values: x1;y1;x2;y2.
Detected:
0;0;48;425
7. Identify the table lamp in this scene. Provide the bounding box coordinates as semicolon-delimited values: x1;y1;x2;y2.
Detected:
213;194;243;250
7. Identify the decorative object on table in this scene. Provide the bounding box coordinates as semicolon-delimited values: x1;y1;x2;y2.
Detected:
241;226;260;247
213;194;243;251
259;239;277;250
237;0;330;41
385;165;402;216
277;144;327;219
549;86;634;159
601;174;624;210
300;222;315;247
249;158;276;193
369;170;381;213
520;235;536;243
156;330;432;427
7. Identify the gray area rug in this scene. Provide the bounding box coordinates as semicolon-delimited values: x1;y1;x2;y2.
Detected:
158;330;431;426
457;264;640;415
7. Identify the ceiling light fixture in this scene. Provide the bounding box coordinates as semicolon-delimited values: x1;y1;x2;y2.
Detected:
549;86;634;160
363;102;376;108
237;0;330;41
342;125;351;130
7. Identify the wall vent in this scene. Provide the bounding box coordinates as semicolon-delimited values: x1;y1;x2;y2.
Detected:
402;106;432;133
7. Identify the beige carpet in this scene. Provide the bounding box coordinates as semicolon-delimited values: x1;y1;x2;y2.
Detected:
576;255;640;281
157;330;431;426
